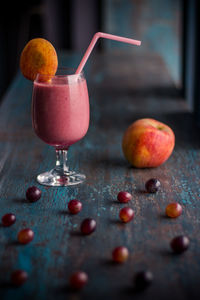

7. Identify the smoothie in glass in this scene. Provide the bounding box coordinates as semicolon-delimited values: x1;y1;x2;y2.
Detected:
32;73;89;149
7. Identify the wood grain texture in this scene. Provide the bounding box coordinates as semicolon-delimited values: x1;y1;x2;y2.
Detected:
0;51;200;300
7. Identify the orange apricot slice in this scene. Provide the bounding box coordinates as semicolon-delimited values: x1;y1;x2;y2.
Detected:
20;38;58;81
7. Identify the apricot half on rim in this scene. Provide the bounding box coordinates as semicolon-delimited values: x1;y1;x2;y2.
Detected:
20;38;58;81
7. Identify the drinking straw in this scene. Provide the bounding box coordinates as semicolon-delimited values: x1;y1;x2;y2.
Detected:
75;32;141;74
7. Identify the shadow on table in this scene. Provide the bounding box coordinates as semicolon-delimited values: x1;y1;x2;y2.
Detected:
0;282;13;289
12;197;29;204
57;209;71;216
53;285;84;295
69;230;83;237
90;156;129;169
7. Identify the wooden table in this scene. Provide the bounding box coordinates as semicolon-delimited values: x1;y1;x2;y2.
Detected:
0;51;200;300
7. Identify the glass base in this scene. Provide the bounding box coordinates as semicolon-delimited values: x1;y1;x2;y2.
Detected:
36;168;86;186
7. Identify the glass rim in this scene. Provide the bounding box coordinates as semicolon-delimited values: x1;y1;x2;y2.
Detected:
34;67;84;81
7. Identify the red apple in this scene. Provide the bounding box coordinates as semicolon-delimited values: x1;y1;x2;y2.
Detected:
122;118;175;168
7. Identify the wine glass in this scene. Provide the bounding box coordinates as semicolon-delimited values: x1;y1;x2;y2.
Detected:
32;68;90;186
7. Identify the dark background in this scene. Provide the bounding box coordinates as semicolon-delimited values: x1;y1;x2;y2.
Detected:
0;0;182;97
0;0;199;123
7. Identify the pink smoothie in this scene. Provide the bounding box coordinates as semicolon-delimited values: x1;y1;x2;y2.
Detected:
32;76;89;148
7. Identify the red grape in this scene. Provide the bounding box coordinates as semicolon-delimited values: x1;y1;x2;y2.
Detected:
2;213;16;227
145;178;161;193
112;246;129;263
119;207;134;223
117;191;132;203
134;271;153;290
18;228;34;244
11;270;28;286
68;199;82;214
170;235;190;254
26;186;41;202
69;271;88;289
166;203;182;218
81;218;96;235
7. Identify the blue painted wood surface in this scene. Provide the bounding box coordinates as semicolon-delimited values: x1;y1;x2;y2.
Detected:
0;51;200;300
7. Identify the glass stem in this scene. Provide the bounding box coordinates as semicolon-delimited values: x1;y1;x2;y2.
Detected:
55;149;70;175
